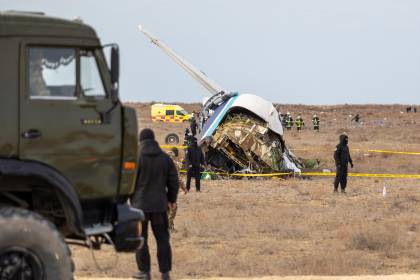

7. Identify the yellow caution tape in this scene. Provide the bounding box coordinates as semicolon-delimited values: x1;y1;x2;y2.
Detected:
303;172;420;179
160;145;187;149
161;145;420;156
367;149;420;155
292;148;420;155
162;146;420;179
180;170;420;179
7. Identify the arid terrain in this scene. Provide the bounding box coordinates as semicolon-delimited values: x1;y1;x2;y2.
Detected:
73;103;420;279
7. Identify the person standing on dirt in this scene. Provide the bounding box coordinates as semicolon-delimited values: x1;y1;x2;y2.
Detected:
285;112;293;131
295;115;304;131
132;128;179;280
334;134;354;193
312;114;320;132
167;148;188;232
351;114;361;124
186;138;205;192
190;116;198;136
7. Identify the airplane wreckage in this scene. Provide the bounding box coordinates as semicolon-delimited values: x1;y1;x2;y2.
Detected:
138;26;303;174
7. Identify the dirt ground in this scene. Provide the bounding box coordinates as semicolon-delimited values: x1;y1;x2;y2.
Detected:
77;275;420;280
73;103;420;279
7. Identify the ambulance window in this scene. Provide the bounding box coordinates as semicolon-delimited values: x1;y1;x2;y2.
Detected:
80;50;106;97
166;110;174;116
176;110;184;116
29;47;76;99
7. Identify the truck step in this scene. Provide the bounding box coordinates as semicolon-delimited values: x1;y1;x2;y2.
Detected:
83;223;113;236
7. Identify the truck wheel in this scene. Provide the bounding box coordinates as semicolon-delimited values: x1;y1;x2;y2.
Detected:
165;133;180;145
0;207;73;280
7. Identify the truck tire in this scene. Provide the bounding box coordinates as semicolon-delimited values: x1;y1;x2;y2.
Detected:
165;133;180;145
0;207;73;280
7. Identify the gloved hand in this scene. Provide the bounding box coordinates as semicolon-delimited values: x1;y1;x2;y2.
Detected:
350;162;354;168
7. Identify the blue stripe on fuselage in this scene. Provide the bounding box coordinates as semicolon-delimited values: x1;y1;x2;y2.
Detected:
201;95;238;140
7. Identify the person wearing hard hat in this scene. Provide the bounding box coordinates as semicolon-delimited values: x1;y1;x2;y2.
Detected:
295;115;305;132
312;114;320;132
285;112;293;131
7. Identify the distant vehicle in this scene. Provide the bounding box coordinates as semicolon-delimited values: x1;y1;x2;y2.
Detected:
151;103;191;123
139;26;302;173
0;11;144;279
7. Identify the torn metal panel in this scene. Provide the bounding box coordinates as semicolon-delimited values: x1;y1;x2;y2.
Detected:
206;113;302;173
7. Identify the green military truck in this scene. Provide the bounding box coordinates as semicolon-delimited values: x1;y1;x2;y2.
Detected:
0;11;143;279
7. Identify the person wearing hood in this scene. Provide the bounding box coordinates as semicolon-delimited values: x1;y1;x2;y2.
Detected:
186;138;205;192
132;128;179;280
333;134;354;193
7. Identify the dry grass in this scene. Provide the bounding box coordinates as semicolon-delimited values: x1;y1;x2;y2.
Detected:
73;178;420;279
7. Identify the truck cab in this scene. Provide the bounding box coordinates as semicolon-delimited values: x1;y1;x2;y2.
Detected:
0;11;143;279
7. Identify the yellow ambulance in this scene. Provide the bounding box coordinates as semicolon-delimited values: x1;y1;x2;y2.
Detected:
151;104;191;123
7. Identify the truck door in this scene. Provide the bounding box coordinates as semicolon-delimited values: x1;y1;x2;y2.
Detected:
19;43;122;200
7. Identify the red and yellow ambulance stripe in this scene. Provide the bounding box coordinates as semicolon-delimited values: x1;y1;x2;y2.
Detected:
152;115;187;123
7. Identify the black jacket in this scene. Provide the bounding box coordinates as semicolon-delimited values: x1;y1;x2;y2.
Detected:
186;143;205;168
190;119;198;136
334;135;353;168
132;140;179;212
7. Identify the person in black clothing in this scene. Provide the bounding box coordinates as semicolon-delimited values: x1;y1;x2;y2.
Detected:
190;117;198;136
351;114;361;124
334;134;354;193
186;139;205;192
131;128;179;280
183;128;195;147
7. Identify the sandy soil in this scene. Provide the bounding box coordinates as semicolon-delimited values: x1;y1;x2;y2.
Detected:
78;275;420;280
72;103;420;279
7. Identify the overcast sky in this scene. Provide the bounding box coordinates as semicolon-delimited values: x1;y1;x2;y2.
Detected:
2;0;420;104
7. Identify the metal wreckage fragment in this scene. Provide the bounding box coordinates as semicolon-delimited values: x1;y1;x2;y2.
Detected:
202;113;303;174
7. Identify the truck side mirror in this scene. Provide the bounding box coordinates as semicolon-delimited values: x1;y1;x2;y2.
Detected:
111;46;120;86
109;45;120;104
103;43;120;104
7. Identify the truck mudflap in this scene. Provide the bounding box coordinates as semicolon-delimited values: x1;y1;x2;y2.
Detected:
112;203;145;252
